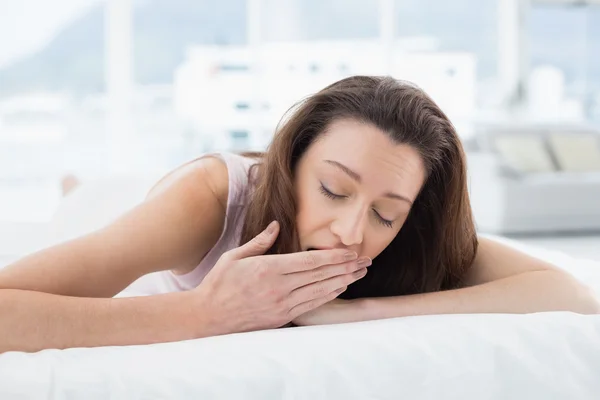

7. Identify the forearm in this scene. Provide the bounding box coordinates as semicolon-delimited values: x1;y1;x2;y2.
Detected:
360;270;600;320
0;289;213;354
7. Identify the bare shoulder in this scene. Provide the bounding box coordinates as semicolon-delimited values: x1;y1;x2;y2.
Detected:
143;155;231;275
147;155;229;211
0;155;232;297
464;236;559;286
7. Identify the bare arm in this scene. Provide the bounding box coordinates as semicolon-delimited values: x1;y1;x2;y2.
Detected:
293;237;600;326
0;156;229;352
0;156;228;297
380;237;599;315
0;290;212;354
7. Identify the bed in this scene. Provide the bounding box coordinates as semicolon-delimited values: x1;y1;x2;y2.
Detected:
1;177;599;399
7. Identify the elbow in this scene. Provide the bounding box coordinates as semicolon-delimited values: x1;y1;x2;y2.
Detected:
563;274;600;315
539;270;600;315
578;287;600;315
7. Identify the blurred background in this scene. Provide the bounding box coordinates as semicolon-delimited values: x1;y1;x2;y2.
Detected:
1;0;600;266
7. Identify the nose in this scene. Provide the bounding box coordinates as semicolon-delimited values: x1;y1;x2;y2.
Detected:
329;205;367;247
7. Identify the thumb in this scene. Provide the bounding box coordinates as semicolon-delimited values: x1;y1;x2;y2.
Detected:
230;221;279;260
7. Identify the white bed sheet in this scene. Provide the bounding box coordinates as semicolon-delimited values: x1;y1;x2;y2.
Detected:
1;312;599;400
1;240;600;400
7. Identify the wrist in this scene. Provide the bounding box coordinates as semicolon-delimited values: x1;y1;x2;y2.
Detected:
354;297;388;320
180;290;229;339
359;296;409;320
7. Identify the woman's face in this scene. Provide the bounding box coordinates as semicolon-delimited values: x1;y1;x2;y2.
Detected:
294;118;427;260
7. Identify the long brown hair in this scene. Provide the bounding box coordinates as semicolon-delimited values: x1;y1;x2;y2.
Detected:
239;76;478;298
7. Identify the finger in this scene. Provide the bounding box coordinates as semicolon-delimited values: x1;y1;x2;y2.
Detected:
287;267;367;310
285;257;371;291
268;248;358;274
287;285;349;321
228;221;279;260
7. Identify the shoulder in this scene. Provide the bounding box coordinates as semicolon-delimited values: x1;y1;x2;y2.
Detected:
136;155;235;275
463;235;559;287
146;154;230;213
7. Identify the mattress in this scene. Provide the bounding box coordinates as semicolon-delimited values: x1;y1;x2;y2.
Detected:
1;240;599;400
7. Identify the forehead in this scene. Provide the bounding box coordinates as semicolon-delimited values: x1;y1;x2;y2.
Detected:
306;118;426;197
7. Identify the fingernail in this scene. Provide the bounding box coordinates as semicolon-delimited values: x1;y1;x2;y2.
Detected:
357;258;372;268
267;221;277;234
344;251;358;261
354;268;367;278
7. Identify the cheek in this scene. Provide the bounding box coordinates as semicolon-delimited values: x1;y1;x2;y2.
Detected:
296;187;319;225
299;192;326;222
296;192;335;237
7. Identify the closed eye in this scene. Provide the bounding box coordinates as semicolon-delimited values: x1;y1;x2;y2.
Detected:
319;184;345;200
374;211;394;228
319;183;395;228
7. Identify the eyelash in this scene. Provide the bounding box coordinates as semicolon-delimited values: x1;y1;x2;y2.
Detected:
319;184;394;228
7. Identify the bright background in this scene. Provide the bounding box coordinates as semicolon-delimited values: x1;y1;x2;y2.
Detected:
1;0;600;265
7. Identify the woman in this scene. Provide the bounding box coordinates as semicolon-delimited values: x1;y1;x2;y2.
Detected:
0;76;597;353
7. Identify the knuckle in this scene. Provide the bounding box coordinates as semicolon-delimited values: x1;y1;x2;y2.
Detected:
311;268;326;282
254;260;270;277
269;281;288;302
312;283;327;297
277;294;289;308
345;262;356;274
266;286;280;301
220;251;233;263
302;253;317;269
252;234;270;248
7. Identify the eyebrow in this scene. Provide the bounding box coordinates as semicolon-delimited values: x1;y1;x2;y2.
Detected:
323;159;414;205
